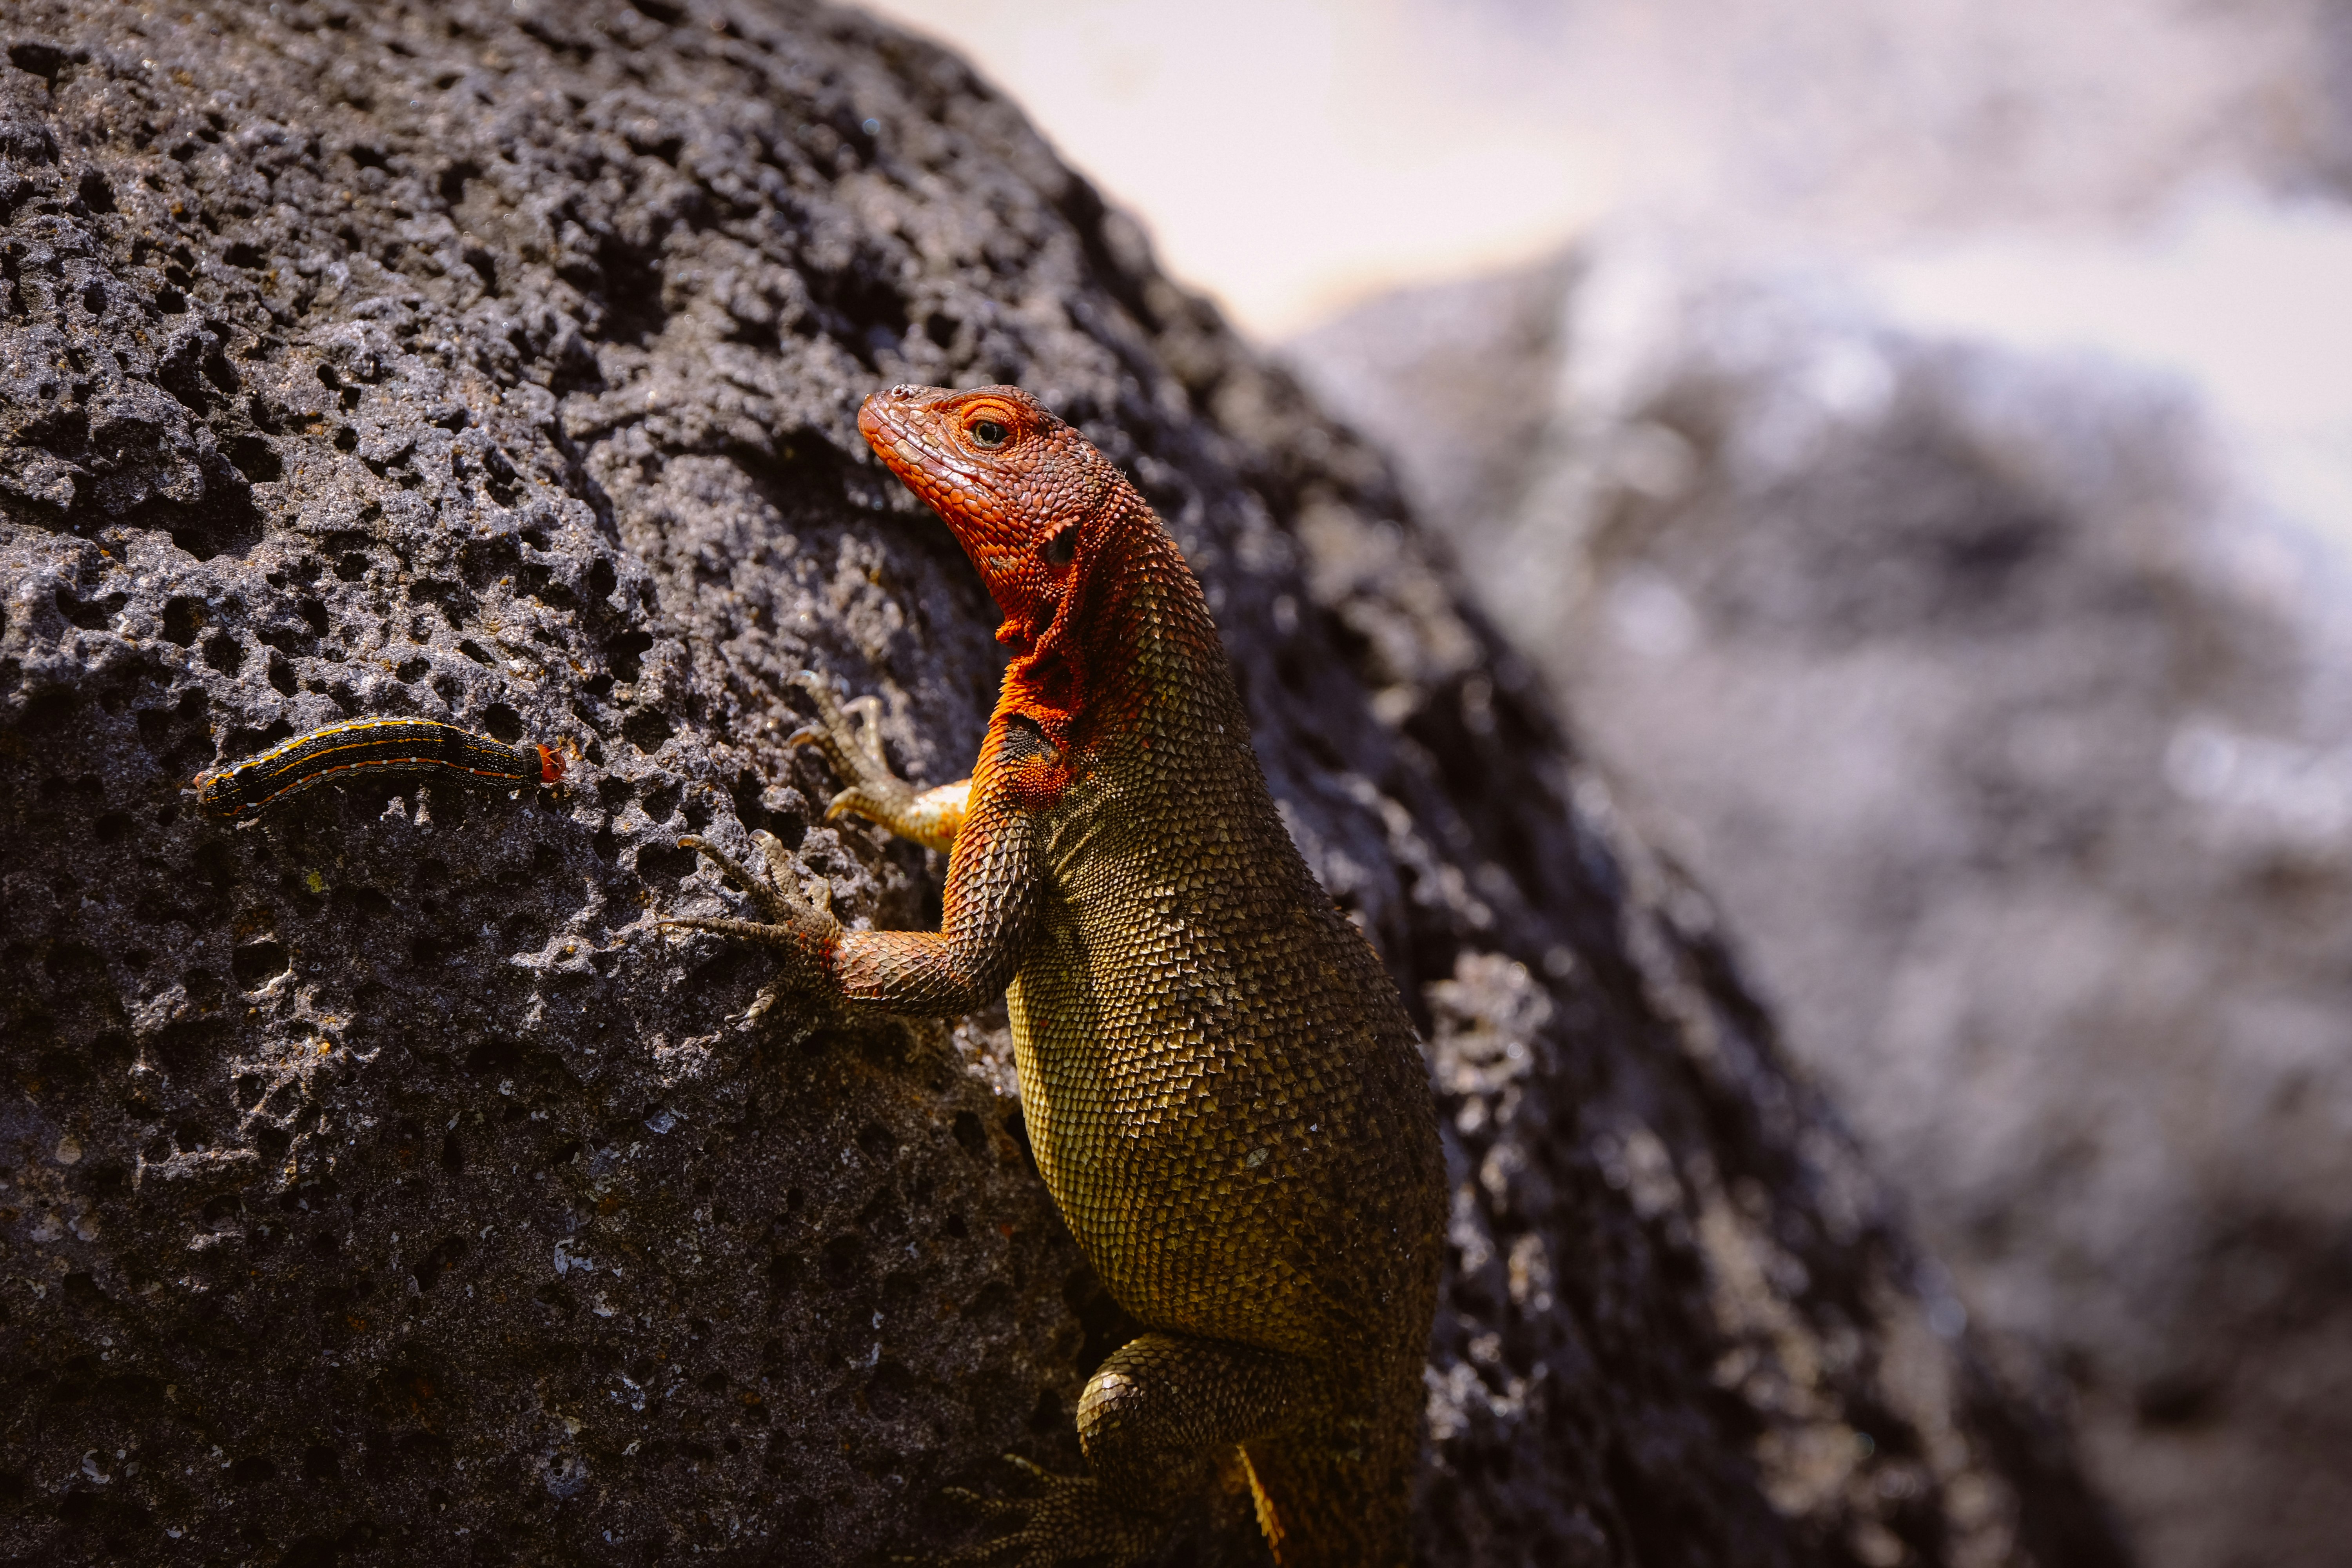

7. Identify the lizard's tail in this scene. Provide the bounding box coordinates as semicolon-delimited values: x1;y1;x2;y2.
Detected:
1239;1417;1418;1568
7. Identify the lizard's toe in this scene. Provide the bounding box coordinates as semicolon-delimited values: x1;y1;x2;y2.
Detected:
676;833;828;926
931;1459;1163;1568
939;1486;1026;1521
826;783;899;823
657;835;844;996
786;672;917;803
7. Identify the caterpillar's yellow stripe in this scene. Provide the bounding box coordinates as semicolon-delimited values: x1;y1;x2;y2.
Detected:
196;717;565;820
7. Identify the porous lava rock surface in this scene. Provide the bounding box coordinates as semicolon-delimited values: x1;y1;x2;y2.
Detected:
0;3;2124;1564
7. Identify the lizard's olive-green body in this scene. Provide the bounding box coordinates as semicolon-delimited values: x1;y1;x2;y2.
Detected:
666;385;1447;1566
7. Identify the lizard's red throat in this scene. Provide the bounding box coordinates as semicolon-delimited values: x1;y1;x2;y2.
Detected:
856;384;1113;658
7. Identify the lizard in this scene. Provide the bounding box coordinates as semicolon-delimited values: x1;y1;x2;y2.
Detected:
662;383;1448;1567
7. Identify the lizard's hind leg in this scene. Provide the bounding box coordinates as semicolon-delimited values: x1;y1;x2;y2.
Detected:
934;1334;1307;1566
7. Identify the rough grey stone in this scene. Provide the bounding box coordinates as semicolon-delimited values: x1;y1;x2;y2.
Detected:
1;4;2120;1565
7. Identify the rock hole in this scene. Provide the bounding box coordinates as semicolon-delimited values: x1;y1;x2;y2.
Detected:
227;434;281;482
951;1111;985;1159
229;945;287;992
435;159;480;207
8;42;70;82
621;708;673;753
633;840;695;890
18;690;77;735
479;702;523;744
606;628;654;681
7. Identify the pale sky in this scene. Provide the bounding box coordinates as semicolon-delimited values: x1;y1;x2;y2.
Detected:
859;0;2333;339
862;0;1621;337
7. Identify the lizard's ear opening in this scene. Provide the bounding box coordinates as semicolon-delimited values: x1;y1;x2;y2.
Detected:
1043;525;1077;567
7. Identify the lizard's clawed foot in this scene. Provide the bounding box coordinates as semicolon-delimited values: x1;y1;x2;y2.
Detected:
786;669;921;828
926;1454;1164;1567
659;829;843;989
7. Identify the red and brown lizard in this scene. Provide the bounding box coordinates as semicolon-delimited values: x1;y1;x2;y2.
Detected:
664;384;1447;1566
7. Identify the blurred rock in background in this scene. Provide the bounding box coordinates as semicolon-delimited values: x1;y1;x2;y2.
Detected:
1289;164;2352;1568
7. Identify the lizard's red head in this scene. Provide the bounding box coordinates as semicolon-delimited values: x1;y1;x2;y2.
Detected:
857;383;1119;652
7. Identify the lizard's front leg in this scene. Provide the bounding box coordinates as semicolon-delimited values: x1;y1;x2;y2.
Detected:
788;670;969;851
940;1334;1308;1567
664;733;1040;1017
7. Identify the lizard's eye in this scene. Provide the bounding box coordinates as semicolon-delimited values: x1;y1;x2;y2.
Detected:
969;418;1010;449
1044;526;1077;566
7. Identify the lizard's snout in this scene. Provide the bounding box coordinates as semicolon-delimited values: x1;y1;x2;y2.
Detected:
857;388;908;448
859;383;947;448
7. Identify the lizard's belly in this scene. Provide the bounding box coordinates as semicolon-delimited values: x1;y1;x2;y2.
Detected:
1004;904;1433;1356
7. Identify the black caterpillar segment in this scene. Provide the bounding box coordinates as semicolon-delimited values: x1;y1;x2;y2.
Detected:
195;717;567;821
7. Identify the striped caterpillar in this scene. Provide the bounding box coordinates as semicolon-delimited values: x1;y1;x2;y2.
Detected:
196;717;567;821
